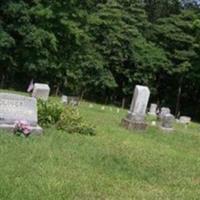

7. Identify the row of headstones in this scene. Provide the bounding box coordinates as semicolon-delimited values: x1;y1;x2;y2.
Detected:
31;83;80;106
0;82;80;135
34;83;190;131
149;104;191;124
0;83;191;135
121;85;191;131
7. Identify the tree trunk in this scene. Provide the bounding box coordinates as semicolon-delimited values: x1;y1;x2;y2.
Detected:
0;73;5;88
80;89;86;100
175;77;183;118
121;97;125;108
55;85;60;96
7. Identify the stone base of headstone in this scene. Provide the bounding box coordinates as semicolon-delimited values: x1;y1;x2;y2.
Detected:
160;126;174;132
121;118;148;130
0;124;43;135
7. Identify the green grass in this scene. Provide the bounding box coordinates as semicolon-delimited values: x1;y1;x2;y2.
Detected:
0;96;200;199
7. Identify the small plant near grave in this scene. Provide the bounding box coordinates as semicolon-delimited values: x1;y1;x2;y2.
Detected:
14;120;32;137
57;106;96;136
38;99;64;126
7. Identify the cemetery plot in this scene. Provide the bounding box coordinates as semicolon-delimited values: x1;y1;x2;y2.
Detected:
0;93;42;134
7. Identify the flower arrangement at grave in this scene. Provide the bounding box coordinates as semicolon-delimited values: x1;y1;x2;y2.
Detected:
14;120;32;137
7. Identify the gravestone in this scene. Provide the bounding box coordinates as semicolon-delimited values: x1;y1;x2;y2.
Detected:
61;95;68;104
68;96;79;106
121;85;150;130
32;83;50;101
0;93;42;134
179;116;191;124
158;107;171;120
160;113;175;131
148;103;157;116
61;95;79;106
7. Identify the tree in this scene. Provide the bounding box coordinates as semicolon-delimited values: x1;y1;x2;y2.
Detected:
152;10;199;116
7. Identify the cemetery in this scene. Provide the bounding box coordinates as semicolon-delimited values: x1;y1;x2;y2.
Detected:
0;1;200;199
0;86;200;199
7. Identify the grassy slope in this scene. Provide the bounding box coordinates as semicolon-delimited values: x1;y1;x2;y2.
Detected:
0;97;200;200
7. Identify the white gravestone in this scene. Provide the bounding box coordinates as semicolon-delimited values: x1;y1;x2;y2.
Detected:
179;116;191;124
32;83;50;101
148;103;157;116
129;85;150;117
0;93;42;134
61;95;68;104
122;85;150;130
158;107;171;120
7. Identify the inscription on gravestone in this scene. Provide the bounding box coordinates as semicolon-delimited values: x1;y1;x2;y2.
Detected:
0;93;42;134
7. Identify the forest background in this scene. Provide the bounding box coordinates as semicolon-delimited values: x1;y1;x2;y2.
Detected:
0;0;200;118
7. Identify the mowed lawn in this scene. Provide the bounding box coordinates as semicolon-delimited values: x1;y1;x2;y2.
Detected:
0;97;200;199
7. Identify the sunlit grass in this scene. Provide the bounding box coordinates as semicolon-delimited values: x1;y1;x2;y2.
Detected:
0;93;200;199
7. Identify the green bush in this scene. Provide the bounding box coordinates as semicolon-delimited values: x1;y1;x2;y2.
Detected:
37;99;64;126
57;106;96;136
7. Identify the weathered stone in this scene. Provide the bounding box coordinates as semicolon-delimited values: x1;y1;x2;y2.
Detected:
179;116;191;124
32;83;50;101
160;113;175;131
148;103;157;116
130;85;150;115
0;93;42;134
158;107;171;120
122;85;150;130
67;96;79;106
61;95;68;104
121;118;147;130
62;95;79;106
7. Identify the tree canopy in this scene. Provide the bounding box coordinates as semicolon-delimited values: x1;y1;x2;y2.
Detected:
0;0;200;118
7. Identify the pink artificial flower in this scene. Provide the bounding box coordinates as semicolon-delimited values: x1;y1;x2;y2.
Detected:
14;120;32;136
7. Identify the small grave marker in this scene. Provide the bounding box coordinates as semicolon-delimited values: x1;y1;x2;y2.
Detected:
148;103;157;116
32;83;50;101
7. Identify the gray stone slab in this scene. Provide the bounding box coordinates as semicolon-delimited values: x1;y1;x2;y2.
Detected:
179;116;191;124
160;113;175;131
130;85;150;116
158;107;171;120
0;93;38;125
0;92;42;134
122;85;150;131
148;103;157;116
32;83;50;101
62;95;79;106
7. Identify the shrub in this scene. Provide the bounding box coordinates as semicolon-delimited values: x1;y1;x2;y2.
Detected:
57;106;96;136
37;99;64;126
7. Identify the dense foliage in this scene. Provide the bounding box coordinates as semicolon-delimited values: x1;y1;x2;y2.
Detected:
38;99;64;126
0;0;200;118
57;106;96;135
38;99;95;135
